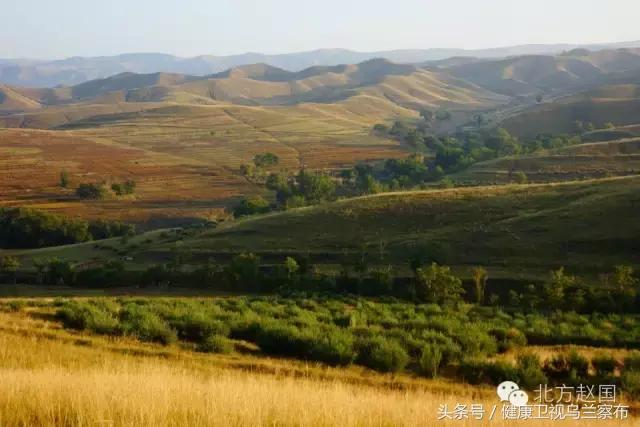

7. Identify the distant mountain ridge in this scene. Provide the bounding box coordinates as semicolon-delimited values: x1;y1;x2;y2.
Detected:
3;40;640;87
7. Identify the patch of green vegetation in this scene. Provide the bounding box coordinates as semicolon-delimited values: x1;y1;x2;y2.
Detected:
189;177;640;276
0;207;134;249
51;296;640;396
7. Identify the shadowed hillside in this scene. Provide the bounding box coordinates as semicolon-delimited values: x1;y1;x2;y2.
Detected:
444;49;640;97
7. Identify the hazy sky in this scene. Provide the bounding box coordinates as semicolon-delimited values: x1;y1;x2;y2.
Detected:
3;0;640;59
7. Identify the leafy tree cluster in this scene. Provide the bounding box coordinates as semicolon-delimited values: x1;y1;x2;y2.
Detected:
76;183;108;200
111;180;136;196
0;208;135;249
253;153;279;168
76;179;137;199
234;168;337;217
507;266;640;314
239;152;280;181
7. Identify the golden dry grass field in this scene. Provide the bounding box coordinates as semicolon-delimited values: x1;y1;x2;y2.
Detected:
0;301;635;427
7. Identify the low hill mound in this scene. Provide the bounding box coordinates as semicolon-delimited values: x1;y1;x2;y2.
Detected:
146;177;640;277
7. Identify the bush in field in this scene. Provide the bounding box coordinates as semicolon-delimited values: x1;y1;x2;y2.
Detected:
233;196;271;217
307;328;356;366
543;350;589;384
592;353;618;379
414;263;464;305
624;352;640;371
76;182;108;200
490;327;527;353
459;359;519;385
227;253;261;289
56;301;120;335
197;334;234;354
170;312;230;343
252;321;355;366
516;353;547;389
253;153;279;168
419;345;443;378
356;336;409;373
111;180;136;196
120;305;177;345
454;326;498;357
5;299;26;312
621;370;640;399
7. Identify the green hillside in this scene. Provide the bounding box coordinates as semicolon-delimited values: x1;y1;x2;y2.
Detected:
449;138;640;185
16;176;637;281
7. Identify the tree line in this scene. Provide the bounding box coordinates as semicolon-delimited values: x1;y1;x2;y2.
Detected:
0;208;135;249
6;250;638;314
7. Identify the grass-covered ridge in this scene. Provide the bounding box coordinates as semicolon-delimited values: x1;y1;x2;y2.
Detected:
167;176;640;276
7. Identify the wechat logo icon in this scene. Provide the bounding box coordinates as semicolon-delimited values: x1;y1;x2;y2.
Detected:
497;381;529;407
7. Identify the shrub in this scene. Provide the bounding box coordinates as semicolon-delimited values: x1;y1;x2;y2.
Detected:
356;336;409;373
120;305;177;345
454;327;498;357
197;335;234;354
624;352;640;371
76;183;108;200
592;353;618;378
491;327;527;353
414;263;464;305
307;328;356;366
420;345;443;378
171;313;230;343
543;350;589;384
516;353;547;389
233;196;271;217
56;301;120;335
621;370;640;399
459;360;519;385
5;300;26;312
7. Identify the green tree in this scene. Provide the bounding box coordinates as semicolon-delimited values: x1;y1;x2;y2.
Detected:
59;170;70;188
514;171;528;184
0;256;20;284
76;183;108;200
472;266;488;305
613;265;639;301
373;123;389;134
283;257;300;281
420;109;434;122
233;195;270;217
485;128;520;156
45;258;75;285
253;153;280;168
543;267;576;308
415;263;464;305
296;170;336;203
227;253;261;290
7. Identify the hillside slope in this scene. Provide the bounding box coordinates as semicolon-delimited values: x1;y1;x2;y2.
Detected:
445;49;640;97
450;138;640;185
142;177;640;277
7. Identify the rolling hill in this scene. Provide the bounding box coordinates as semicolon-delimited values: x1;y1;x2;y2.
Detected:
502;83;640;138
443;49;640;97
3;50;640;225
11;176;640;280
449;137;640;185
4;41;640;87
